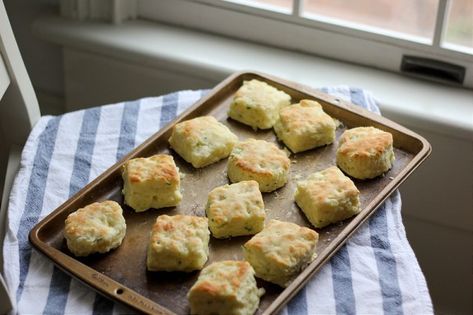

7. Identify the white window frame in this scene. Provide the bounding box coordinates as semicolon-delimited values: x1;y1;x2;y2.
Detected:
60;0;473;88
60;0;137;23
136;0;473;88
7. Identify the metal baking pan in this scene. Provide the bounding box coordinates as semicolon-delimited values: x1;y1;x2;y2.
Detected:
29;71;431;314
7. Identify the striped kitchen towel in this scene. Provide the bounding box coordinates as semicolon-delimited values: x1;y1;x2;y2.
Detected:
2;87;433;315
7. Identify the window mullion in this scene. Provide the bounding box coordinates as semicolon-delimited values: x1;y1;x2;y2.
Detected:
292;0;303;17
433;0;449;47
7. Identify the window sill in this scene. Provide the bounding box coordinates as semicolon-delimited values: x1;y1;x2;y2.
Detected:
33;16;473;140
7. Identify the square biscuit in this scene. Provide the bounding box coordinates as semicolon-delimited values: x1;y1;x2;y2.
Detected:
206;180;265;239
147;215;209;272
64;200;126;257
274;100;336;153
295;166;361;228
122;154;182;212
227;139;290;192
243;220;318;287
228;79;291;130
336;126;395;179
169;116;238;168
187;260;264;315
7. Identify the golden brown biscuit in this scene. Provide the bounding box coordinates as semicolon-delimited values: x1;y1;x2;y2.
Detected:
243;220;318;287
336;126;395;179
169;116;238;168
227;139;290;192
295;166;361;228
147;214;209;272
187;260;264;315
274;100;336;153
64;200;126;257
122;154;182;212
206;180;265;238
228;79;291;130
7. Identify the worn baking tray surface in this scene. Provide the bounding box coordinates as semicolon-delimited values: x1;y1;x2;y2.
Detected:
30;72;431;314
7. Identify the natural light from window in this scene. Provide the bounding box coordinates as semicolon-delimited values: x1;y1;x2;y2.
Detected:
138;0;473;87
302;0;439;42
223;0;472;51
225;0;292;13
443;0;473;51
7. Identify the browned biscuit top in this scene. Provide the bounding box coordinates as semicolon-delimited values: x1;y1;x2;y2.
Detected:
150;214;207;242
230;139;290;176
300;166;359;204
64;200;123;239
278;100;331;130
338;126;393;158
190;261;252;295
173;116;218;142
123;154;179;184
244;220;318;268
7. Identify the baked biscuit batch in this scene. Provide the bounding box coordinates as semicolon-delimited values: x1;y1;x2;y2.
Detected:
63;79;395;315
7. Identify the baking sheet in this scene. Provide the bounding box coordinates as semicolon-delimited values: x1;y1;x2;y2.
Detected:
30;71;431;315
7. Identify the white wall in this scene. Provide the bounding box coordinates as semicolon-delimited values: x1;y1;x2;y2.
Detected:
394;124;473;315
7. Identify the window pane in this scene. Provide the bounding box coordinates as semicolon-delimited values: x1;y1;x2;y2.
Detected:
443;0;473;50
225;0;293;12
303;0;439;41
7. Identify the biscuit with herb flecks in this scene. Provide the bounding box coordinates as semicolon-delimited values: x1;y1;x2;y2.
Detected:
337;126;395;179
274;99;336;153
243;220;318;287
64;200;126;257
295;166;361;228
188;260;264;315
122;154;182;212
227;139;290;192
169;116;238;168
229;79;291;130
206;180;265;238
147;214;209;272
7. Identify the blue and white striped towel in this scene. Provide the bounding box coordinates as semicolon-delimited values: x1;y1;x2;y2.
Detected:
3;87;433;315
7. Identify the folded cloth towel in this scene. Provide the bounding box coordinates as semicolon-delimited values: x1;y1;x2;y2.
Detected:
3;87;433;315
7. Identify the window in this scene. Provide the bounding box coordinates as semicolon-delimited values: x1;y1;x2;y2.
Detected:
443;0;473;53
302;0;438;42
225;0;292;12
137;0;473;87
